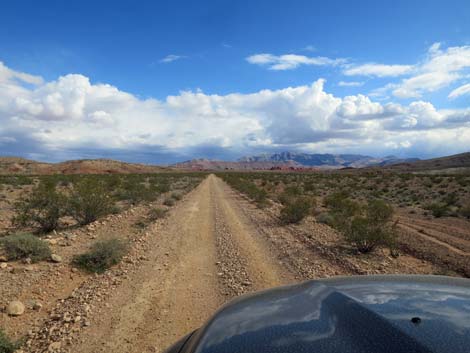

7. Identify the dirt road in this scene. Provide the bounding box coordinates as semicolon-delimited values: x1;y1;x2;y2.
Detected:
71;175;294;353
23;174;445;353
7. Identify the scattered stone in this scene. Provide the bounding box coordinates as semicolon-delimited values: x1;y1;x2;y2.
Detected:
32;301;43;311
7;300;25;316
48;341;61;352
0;255;7;262
0;262;7;269
51;254;63;263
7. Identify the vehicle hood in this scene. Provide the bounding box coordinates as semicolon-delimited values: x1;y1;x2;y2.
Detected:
182;275;470;353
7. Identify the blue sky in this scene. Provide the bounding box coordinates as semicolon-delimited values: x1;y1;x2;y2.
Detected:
0;0;469;163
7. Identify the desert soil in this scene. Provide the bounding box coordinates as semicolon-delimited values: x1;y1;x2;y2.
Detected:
4;175;456;353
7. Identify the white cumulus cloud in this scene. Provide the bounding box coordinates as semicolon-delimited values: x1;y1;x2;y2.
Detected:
380;43;470;99
0;61;469;161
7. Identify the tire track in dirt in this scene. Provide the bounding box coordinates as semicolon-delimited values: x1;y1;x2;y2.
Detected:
398;216;470;253
211;175;294;297
398;222;469;256
219;184;361;278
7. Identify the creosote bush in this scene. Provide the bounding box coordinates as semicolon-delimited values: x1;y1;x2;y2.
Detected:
340;199;397;253
424;202;449;218
171;192;182;200
13;180;66;233
326;192;361;231
148;207;167;221
117;181;159;204
68;178;114;225
163;197;175;206
316;212;334;226
279;197;313;224
220;174;268;208
460;200;470;219
73;238;127;273
0;329;19;353
0;233;51;262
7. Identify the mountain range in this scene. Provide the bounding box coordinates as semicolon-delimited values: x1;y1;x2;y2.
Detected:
1;152;469;175
237;152;419;168
173;152;420;170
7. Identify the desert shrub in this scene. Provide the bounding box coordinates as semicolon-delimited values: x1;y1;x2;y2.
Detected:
443;192;458;206
324;190;350;209
326;193;361;231
424;202;449;218
245;183;267;206
171;192;182;200
0;329;18;353
163;197;175;206
104;174;122;190
459;201;470;219
456;176;469;187
0;233;51;262
277;192;291;205
343;199;397;253
116;181;158;204
303;180;316;193
422;178;433;188
0;175;33;187
110;204;122;214
67;178;114;225
316;212;334;226
154;182;171;194
221;174;268;207
12;180;66;233
284;185;301;196
148;207;167;221
279;197;312;224
278;185;306;205
73;238;127;273
133;220;147;229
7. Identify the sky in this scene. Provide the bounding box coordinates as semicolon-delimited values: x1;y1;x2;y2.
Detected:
0;0;469;164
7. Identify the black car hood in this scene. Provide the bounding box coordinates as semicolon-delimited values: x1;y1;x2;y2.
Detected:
180;275;470;353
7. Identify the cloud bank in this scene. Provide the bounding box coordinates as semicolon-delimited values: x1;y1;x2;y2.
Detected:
0;61;469;163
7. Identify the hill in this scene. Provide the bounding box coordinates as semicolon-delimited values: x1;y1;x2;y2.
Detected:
383;152;470;171
0;157;168;175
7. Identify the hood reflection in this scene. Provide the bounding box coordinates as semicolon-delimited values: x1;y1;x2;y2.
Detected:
192;277;470;353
